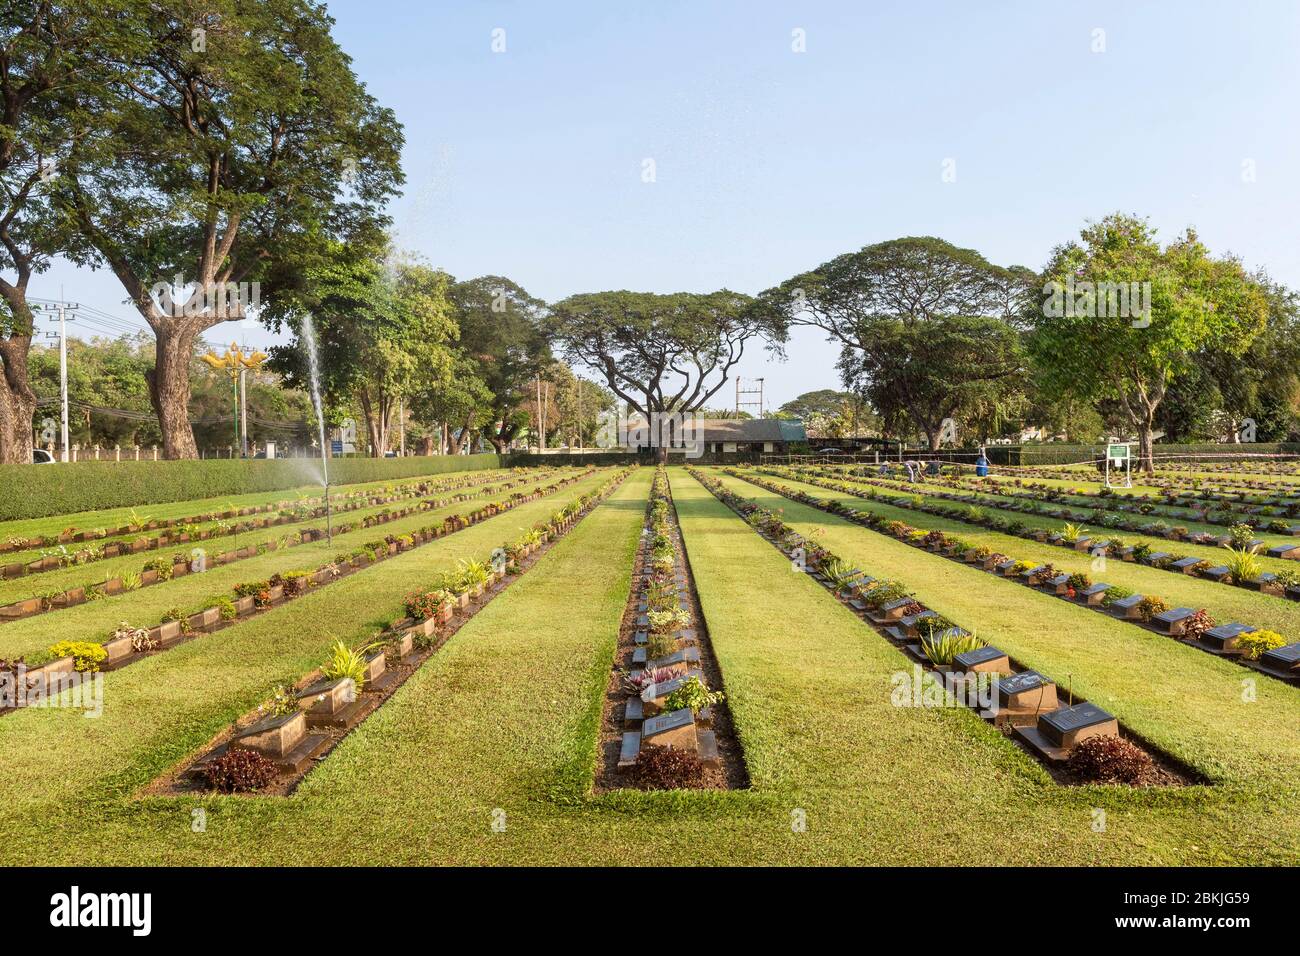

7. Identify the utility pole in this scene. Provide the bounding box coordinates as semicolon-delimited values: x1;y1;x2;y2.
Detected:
735;376;765;418
399;396;405;456
239;367;248;458
35;301;79;462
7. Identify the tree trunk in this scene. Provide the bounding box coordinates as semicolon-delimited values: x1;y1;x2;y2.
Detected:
0;335;37;464
419;434;433;455
1138;418;1155;476
927;430;942;452
457;414;474;454
148;324;200;460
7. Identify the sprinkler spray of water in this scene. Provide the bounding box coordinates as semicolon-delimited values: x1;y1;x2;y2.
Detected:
300;312;332;544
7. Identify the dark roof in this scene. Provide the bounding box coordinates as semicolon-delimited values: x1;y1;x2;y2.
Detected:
699;419;806;442
624;416;807;445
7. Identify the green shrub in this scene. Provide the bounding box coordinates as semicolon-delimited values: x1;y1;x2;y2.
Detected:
661;675;724;714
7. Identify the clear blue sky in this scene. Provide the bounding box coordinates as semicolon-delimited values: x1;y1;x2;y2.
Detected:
35;0;1300;410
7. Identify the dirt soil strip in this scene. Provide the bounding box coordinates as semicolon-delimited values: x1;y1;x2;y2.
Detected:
593;469;748;792
147;469;633;798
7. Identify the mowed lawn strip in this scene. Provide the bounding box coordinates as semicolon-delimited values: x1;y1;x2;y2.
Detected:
0;469;581;660
0;468;616;855
5;467;1294;865
764;470;1300;639
713;469;1300;796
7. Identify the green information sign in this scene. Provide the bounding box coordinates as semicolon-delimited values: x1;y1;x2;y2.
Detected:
1107;443;1130;463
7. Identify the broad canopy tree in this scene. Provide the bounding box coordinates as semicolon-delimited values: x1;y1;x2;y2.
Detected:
56;0;403;458
1028;214;1270;473
447;275;550;453
267;250;457;458
0;1;107;462
548;289;779;459
757;237;1027;451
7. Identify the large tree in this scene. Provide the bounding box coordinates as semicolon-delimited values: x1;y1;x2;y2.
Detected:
268;251;457;457
56;0;402;458
0;1;108;462
447;275;551;453
1028;214;1270;473
548;289;778;459
757;237;1028;450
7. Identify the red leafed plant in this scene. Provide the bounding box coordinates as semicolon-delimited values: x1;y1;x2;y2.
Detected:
205;749;279;793
1181;609;1215;642
627;744;706;790
1066;735;1154;785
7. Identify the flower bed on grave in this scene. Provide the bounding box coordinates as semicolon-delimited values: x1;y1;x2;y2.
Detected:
597;466;745;792
0;467;573;625
0;468;606;713
146;466;635;797
0;465;539;564
735;468;1300;690
688;467;1194;788
772;466;1300;608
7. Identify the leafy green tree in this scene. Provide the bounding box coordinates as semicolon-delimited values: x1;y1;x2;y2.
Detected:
408;353;493;455
56;0;403;458
0;1;112;461
269;252;456;457
548;289;777;460
447;276;551;452
1028;214;1271;472
757;237;1027;451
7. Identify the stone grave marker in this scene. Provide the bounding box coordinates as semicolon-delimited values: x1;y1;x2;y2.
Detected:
641;707;697;752
952;645;1011;674
1259;642;1300;672
1037;702;1118;750
1202;623;1255;652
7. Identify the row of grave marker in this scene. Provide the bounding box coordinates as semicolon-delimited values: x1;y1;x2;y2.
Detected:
200;468;634;783
0;469;604;709
741;470;1300;686
689;468;1136;771
0;468;576;624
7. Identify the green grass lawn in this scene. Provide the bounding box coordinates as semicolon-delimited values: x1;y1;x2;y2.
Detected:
755;469;1300;641
2;466;1294;866
0;468;594;661
0;468;617;862
0;470;561;609
709;470;1300;801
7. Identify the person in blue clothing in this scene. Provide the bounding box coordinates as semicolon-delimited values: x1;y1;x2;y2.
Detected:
976;447;989;478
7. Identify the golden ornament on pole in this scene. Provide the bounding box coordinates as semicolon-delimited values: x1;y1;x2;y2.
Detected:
201;343;268;457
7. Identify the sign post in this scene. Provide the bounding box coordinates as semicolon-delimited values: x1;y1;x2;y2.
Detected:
1105;443;1132;489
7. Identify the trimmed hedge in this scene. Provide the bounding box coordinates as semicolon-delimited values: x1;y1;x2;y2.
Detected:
506;452;637;467
0;453;502;520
